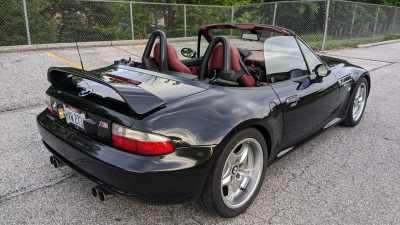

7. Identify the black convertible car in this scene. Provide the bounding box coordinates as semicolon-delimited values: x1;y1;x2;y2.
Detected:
37;24;370;217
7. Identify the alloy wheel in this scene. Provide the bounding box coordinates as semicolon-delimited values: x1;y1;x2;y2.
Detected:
220;138;263;209
352;83;366;122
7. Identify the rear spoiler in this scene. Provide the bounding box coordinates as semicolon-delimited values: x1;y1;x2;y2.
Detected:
47;67;166;115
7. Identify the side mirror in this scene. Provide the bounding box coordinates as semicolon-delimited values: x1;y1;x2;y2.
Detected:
181;48;197;59
315;64;331;77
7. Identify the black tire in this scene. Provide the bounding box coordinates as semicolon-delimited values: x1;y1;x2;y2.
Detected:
197;128;268;217
342;77;369;127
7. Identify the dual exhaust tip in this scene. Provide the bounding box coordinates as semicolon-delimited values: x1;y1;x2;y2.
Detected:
50;155;114;202
50;156;65;168
92;186;114;202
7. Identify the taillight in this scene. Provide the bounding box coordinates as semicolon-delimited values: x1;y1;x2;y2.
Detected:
45;94;55;116
112;124;175;155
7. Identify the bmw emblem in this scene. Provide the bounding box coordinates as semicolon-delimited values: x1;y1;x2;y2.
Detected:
232;166;238;174
79;89;93;97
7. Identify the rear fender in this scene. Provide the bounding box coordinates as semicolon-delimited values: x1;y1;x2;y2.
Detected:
131;85;283;151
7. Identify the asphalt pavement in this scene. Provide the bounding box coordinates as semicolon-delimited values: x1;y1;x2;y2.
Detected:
0;42;399;224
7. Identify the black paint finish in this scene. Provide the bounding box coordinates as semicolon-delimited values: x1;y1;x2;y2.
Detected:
37;30;370;204
271;73;340;146
38;111;215;203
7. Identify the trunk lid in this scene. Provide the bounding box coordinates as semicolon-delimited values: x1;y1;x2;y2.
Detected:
46;65;207;143
48;66;207;116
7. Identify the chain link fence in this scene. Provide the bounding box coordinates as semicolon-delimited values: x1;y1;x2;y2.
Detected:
1;0;399;50
327;0;400;49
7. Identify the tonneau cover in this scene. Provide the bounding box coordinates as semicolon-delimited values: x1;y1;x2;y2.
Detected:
48;67;166;115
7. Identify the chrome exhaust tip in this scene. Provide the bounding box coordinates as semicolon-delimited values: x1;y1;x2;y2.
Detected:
92;186;114;201
92;186;103;198
99;189;114;202
50;156;65;168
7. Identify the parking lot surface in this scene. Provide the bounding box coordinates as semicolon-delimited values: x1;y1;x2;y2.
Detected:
0;41;399;224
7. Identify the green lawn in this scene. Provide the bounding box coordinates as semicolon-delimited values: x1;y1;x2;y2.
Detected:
301;32;400;50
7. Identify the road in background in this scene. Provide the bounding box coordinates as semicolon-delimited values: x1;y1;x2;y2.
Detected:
0;42;399;224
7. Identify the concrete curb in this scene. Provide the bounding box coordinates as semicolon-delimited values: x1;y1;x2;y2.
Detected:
0;36;198;53
357;39;400;48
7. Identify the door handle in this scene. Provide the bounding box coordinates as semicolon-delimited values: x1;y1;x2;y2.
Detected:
286;96;299;107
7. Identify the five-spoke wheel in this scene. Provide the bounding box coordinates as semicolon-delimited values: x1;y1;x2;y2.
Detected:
221;138;263;209
198;128;267;217
352;83;366;122
342;77;369;127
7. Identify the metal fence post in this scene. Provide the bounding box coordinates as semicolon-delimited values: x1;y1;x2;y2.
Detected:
373;6;380;41
348;3;357;45
272;2;277;26
184;5;187;37
270;2;278;37
391;8;397;35
231;5;234;24
22;0;31;45
230;5;234;36
321;0;330;51
130;2;134;40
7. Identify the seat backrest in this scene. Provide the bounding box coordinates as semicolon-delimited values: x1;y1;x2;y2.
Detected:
154;42;192;74
209;45;256;87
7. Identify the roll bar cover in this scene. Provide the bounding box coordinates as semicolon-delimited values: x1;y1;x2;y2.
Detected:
142;30;169;72
198;36;232;81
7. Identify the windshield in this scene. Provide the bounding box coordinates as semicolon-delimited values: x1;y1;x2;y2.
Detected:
209;28;284;51
263;36;309;83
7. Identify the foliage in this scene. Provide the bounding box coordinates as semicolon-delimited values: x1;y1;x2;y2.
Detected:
0;0;57;46
327;0;399;41
0;0;399;47
383;33;400;40
135;0;400;7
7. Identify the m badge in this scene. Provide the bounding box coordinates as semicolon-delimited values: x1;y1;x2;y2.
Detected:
99;121;109;129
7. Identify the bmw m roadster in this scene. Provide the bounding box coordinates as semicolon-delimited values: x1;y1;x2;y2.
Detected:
37;23;370;217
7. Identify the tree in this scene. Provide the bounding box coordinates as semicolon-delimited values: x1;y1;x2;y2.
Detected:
0;0;57;46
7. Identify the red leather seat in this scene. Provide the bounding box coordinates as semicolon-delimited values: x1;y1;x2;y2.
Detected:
208;45;256;87
154;43;192;74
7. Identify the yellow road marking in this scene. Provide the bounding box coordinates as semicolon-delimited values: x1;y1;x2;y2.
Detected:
134;45;154;51
189;41;208;46
45;53;89;71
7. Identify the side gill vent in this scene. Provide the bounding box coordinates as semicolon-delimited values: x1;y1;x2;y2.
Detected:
339;74;352;86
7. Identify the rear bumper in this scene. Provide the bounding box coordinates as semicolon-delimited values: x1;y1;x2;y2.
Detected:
37;109;216;204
